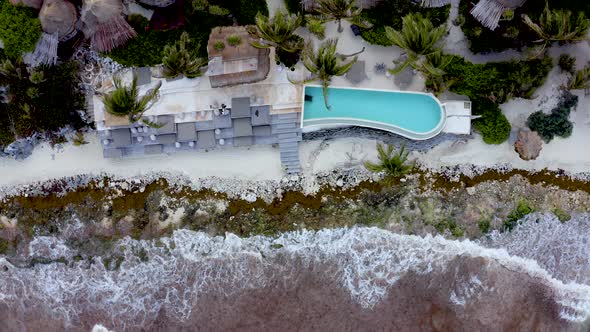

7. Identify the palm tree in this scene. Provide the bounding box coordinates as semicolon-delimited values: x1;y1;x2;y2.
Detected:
364;143;413;183
247;10;304;54
385;12;446;74
289;38;357;109
315;0;372;33
162;32;208;79
102;73;162;124
522;1;590;47
416;51;453;93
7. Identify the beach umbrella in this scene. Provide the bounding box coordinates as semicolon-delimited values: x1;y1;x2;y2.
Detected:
80;0;137;52
39;0;78;41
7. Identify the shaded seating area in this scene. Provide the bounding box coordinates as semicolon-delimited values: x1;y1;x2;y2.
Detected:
346;61;368;84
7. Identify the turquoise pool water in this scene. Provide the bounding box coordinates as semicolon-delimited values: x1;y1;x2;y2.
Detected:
303;86;443;136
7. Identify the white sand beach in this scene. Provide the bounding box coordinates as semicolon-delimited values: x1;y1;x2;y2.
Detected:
1;0;590;189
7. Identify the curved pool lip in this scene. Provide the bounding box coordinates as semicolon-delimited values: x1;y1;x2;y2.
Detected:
301;85;447;141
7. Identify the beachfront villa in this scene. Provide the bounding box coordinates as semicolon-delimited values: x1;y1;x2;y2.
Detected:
92;25;473;175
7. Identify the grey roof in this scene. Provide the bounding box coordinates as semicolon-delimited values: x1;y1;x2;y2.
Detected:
156;133;177;144
195;120;215;130
156;115;175;134
144;144;163;154
346;61;367;84
233;136;253;147
197;130;216;149
231;97;251;118
176;122;197;142
251;105;271;125
103;148;123;158
233;118;253;137
213;113;232;129
111;128;132;147
134;67;152;86
252;125;271;136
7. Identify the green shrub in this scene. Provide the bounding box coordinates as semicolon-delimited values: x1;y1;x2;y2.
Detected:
0;238;9;255
214;40;225;50
558;54;576;73
504;200;534;231
434;219;465;237
226;34;241;46
360;0;449;46
0;59;86;144
552;208;571;223
0;0;42;58
477;218;491;234
472;101;511;144
527;92;577;142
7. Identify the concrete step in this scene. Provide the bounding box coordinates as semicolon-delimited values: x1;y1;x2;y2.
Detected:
280;151;300;158
277;112;299;119
279;142;299;150
274;122;297;130
272;127;300;134
278;132;298;139
281;156;300;164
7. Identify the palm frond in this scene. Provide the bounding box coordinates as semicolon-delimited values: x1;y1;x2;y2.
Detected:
522;1;590;43
364;143;414;182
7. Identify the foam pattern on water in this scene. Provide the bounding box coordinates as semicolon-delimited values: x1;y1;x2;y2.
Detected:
0;226;589;329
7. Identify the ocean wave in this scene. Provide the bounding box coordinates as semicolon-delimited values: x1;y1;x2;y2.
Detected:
0;225;589;330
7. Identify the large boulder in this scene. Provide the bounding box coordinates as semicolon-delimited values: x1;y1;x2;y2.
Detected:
4;137;37;160
514;130;543;161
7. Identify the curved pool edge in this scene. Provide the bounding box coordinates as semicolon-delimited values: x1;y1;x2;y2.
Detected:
301;85;447;141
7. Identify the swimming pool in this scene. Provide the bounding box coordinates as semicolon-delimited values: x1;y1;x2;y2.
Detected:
302;86;446;140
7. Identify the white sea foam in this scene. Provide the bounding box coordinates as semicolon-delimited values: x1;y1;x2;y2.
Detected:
1;225;589;329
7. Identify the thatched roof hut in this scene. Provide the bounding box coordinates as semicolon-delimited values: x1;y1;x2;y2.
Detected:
80;0;137;52
470;0;528;30
9;0;42;9
39;0;78;41
24;32;59;67
418;0;452;8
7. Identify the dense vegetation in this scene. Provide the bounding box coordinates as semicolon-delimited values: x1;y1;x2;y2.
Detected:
527;92;578;143
0;0;42;58
459;0;590;54
360;0;450;46
503;200;534;231
440;55;552;143
108;0;268;67
0;59;86;146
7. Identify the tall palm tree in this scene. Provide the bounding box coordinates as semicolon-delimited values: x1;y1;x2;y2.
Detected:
162;32;208;79
102;73;162;124
385;12;446;74
289;38;357;109
522;1;590;53
247;10;304;53
364;143;413;184
315;0;372;33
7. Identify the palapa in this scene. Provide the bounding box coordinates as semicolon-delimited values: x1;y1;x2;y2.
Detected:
80;0;137;52
470;0;528;30
39;0;78;41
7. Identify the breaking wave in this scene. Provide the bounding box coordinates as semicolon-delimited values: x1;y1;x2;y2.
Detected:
1;217;590;330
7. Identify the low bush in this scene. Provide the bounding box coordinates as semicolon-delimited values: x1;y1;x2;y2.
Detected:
527;92;578;142
434;219;465;237
558;54;576;73
477;218;491;234
503;200;534;231
552;208;571;223
0;0;42;58
0;60;86;146
472;100;511;144
226;35;241;46
360;0;450;46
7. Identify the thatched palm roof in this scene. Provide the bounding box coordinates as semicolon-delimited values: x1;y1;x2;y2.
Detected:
9;0;42;9
470;0;528;30
39;0;78;41
80;0;137;52
24;32;59;67
418;0;452;7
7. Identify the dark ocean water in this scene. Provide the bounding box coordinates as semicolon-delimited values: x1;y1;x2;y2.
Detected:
0;215;589;331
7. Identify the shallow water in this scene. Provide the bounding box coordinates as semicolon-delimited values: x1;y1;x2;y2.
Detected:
1;217;589;331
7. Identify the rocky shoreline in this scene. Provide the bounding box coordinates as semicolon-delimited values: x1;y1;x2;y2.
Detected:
1;163;590;265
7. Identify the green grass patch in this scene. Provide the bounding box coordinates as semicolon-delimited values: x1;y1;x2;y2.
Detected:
552;208;571;223
434;219;465;238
